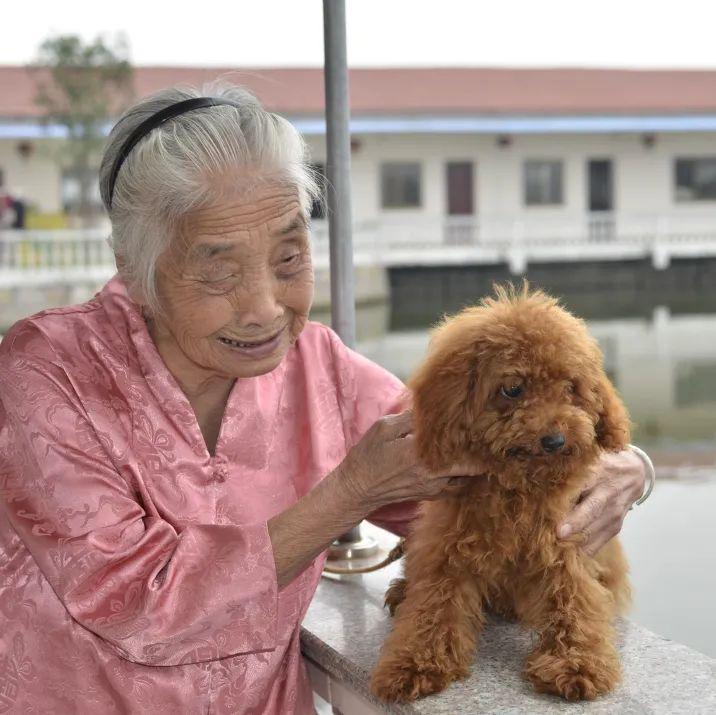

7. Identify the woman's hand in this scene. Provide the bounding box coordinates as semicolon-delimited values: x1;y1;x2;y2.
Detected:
557;449;647;555
338;409;484;512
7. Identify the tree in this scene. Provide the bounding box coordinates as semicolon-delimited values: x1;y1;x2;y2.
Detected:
33;34;134;225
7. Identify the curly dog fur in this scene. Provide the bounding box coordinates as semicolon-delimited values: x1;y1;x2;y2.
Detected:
369;285;632;703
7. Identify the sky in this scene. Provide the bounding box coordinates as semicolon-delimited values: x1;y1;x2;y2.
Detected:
4;0;716;69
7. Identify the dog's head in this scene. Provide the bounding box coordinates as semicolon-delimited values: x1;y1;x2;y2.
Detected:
409;284;631;489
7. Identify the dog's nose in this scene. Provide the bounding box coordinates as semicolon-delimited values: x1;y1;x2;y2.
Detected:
540;433;566;453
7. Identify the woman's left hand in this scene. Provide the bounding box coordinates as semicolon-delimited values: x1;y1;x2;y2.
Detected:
557;449;646;555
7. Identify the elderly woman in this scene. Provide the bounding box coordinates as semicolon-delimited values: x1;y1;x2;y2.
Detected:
0;83;648;714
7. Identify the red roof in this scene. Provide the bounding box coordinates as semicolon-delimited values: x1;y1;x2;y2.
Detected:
3;65;716;119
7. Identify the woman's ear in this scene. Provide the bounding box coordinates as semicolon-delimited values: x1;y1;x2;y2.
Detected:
593;373;631;452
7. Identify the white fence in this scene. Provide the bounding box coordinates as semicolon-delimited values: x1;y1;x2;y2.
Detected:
0;229;114;269
2;213;716;287
0;230;116;289
314;213;716;272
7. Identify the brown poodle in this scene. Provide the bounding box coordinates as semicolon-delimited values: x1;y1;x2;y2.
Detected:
369;285;631;704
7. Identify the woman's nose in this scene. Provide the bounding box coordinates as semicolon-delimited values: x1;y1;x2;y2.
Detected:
233;277;284;329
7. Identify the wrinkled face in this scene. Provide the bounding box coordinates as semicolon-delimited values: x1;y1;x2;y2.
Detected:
148;181;314;382
411;291;630;488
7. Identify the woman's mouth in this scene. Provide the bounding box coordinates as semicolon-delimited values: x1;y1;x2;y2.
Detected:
217;328;284;358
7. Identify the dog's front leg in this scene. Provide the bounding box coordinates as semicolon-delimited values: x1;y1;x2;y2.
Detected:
518;543;621;701
369;563;484;703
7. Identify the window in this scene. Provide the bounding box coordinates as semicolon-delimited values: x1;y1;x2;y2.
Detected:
309;163;327;219
524;160;563;206
675;158;716;201
381;162;421;208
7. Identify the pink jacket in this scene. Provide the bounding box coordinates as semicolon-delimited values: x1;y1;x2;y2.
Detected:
0;275;418;714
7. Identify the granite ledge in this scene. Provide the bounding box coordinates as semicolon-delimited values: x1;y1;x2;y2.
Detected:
300;557;716;715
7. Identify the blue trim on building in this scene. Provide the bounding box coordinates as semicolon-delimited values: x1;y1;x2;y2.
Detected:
0;123;69;139
3;114;716;139
290;114;716;135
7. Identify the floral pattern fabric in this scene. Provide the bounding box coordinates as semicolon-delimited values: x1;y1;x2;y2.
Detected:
0;274;418;714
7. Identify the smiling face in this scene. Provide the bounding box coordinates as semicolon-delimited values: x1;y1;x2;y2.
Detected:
145;180;314;389
410;288;630;489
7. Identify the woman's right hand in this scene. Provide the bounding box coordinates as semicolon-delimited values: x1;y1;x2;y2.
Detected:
338;408;485;512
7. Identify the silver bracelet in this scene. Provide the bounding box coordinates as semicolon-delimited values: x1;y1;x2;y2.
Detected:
627;444;656;508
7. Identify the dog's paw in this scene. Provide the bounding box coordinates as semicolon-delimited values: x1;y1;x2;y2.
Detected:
383;577;407;616
524;647;620;701
369;655;466;702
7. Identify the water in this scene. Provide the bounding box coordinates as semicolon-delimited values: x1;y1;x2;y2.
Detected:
619;477;716;659
353;306;716;658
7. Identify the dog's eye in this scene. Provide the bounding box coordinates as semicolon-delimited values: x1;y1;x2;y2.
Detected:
500;382;524;399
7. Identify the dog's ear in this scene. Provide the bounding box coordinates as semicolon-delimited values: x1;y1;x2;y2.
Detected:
408;353;483;471
593;373;631;452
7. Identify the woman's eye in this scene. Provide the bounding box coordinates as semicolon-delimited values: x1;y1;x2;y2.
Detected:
201;274;237;292
281;254;301;266
500;383;524;399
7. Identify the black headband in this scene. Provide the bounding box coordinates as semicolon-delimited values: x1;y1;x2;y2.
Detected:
106;97;243;209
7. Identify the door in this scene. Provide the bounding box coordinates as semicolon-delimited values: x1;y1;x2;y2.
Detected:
445;161;475;244
587;159;614;240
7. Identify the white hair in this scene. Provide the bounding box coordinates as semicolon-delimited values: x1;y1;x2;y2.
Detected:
99;80;322;314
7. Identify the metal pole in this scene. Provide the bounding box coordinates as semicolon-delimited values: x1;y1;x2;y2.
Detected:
323;0;356;349
323;0;378;559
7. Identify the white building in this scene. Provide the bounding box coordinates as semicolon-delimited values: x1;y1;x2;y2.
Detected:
1;65;716;240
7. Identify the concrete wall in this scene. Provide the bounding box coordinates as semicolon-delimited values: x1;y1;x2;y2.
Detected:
3;129;715;226
389;257;716;329
3;130;716;222
303;131;716;224
0;139;63;213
